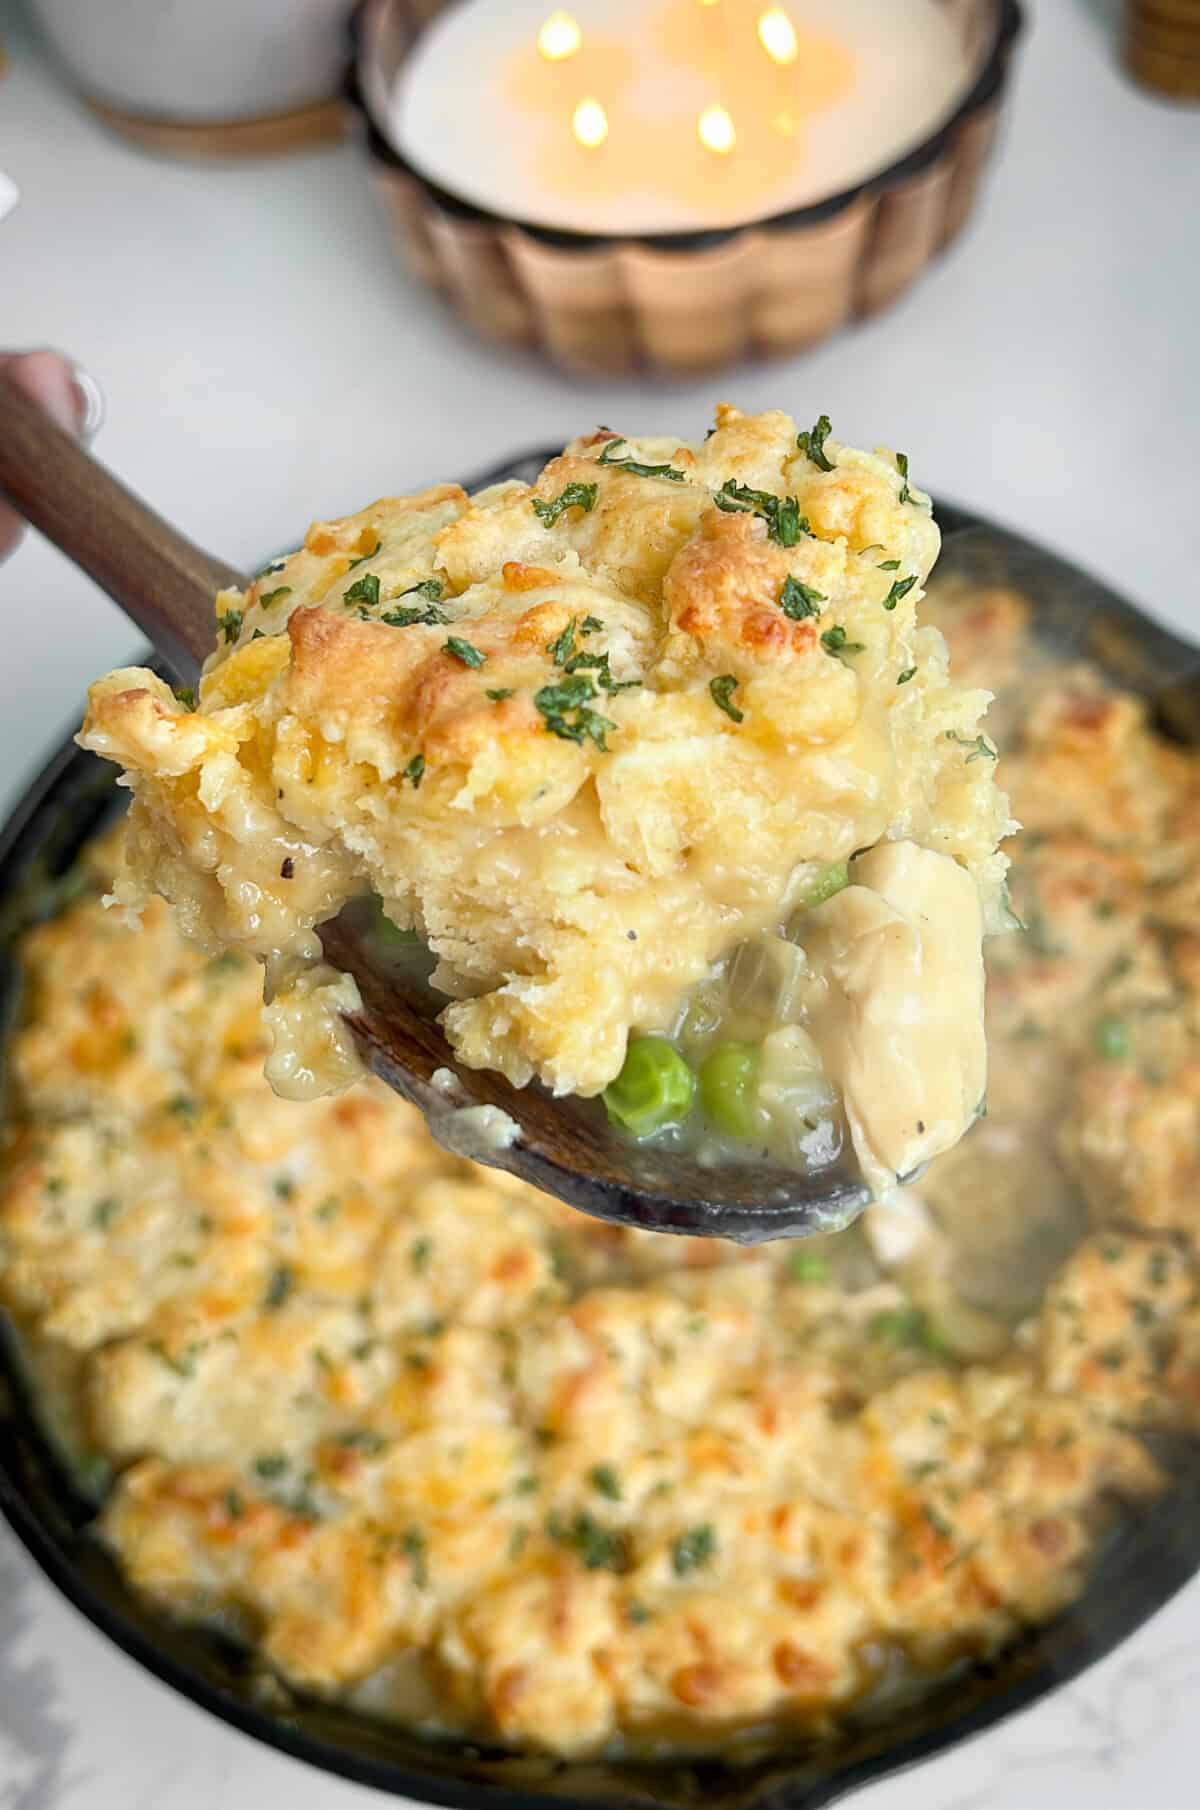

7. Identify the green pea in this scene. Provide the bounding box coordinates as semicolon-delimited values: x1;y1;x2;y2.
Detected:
798;860;849;911
868;1306;947;1354
1094;1015;1130;1062
788;1250;831;1283
603;1038;696;1138
699;1042;761;1140
369;897;421;947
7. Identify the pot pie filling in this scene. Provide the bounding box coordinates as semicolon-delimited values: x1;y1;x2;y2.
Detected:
4;582;1200;1758
77;407;1011;1197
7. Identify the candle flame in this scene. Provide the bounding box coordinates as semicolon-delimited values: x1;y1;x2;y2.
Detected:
757;7;799;66
697;103;736;155
538;10;581;61
572;96;609;148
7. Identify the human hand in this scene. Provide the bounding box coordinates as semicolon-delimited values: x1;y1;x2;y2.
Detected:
0;351;104;560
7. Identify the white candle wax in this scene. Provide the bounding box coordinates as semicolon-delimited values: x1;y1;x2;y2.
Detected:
389;0;977;237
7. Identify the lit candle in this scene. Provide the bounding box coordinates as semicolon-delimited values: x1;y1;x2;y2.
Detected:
389;0;977;236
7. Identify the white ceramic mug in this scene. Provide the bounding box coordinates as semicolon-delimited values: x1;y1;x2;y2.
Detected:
28;0;350;123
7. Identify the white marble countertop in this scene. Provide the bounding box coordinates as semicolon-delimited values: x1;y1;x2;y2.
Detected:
2;0;1199;1804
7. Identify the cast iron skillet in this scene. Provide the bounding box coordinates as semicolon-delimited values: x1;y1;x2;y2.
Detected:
2;464;1200;1809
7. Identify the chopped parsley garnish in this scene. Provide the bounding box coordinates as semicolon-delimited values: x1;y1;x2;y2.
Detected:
534;676;616;750
381;602;448;628
444;637;486;668
796;413;835;472
547;1511;631;1573
273;1176;295;1199
788;1251;831;1283
402;1526;429;1587
285;1487;324;1523
259;585;291;607
349;539;382;568
596;438;685;481
1094;1015;1130;1061
883;573;918;611
91;1196;120;1229
336;1429;388;1455
779;575;825;620
410;1235;433;1272
1149;1251;1170;1287
589;1463;622;1500
714;479;809;547
532;481;598;527
174;687;195;711
402;754;425;789
897;667;917;686
225;1489;245;1519
922;1503;953;1541
149;1340;201;1379
166;1094;198;1119
547;617;579;667
564;648;639;694
946;731;997;762
821;625;864;662
671;1524;717;1575
264;1264;294;1310
255;557;287;579
344;573;380;608
581;615;604;634
878;559;902;571
254;1453;289;1480
486;687;514;702
547;616;636;694
896;452;913;504
217;609;242;644
381;578;448;627
709;674;744;722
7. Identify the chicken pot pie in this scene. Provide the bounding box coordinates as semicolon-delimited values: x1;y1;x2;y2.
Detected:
79;407;1011;1196
7;568;1200;1758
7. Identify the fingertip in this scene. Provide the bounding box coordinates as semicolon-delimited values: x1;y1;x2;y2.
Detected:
4;348;103;440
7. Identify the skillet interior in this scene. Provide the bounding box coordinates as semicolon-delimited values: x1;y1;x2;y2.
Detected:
2;465;1200;1810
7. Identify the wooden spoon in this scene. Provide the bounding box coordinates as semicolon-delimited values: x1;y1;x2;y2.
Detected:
0;377;870;1241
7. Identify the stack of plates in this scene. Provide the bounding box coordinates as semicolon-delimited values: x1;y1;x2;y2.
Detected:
1125;0;1200;99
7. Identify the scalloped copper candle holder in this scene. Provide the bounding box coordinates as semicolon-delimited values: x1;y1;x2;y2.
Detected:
347;0;1023;379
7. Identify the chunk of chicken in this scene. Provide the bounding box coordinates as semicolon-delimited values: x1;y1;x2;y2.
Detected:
803;841;986;1195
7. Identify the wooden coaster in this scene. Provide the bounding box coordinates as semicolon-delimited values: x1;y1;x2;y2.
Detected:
1125;35;1200;95
81;94;345;160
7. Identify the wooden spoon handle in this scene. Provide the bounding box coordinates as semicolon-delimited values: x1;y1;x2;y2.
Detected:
0;374;242;680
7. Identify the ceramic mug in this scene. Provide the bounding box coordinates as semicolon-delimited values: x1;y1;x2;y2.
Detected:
28;0;349;125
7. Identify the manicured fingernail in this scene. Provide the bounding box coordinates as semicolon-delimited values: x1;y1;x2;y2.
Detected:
68;362;105;442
